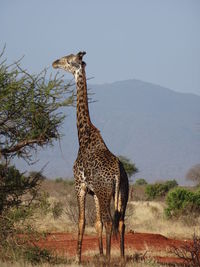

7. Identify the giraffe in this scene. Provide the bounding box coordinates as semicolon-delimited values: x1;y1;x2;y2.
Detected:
52;52;129;264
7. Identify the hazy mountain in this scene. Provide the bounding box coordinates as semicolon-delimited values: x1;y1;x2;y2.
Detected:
15;79;200;184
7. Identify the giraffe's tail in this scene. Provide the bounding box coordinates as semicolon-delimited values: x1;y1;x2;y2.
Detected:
113;175;120;238
113;160;129;238
113;210;121;238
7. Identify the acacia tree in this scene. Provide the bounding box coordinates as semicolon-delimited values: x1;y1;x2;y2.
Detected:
186;164;200;186
0;53;73;162
0;50;74;215
118;155;138;180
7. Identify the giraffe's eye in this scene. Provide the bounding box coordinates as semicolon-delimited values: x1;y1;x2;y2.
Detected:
71;62;79;68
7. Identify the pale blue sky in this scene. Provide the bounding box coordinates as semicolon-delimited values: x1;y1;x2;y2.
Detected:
1;0;200;95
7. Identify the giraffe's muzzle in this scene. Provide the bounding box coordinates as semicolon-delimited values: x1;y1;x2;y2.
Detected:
52;59;60;69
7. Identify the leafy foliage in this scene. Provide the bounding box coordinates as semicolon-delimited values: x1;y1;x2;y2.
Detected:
55;177;74;186
0;164;44;215
0;168;62;263
0;50;74;161
165;187;200;218
145;179;178;200
0;164;49;243
118;155;138;179
23;246;53;265
52;201;63;219
0;49;74;264
186;164;200;186
135;178;148;186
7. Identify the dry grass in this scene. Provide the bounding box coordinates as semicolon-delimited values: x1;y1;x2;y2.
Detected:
127;201;200;239
0;260;164;267
0;242;163;266
2;180;197;266
33;196;74;232
0;262;79;267
29;179;200;239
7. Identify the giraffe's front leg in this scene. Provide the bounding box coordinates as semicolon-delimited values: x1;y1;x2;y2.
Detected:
76;185;87;264
94;194;103;256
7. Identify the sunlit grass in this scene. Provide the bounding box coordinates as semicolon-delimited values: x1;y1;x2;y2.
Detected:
127;201;200;239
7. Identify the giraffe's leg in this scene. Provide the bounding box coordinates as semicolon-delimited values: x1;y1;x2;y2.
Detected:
119;219;125;261
94;195;103;256
76;186;87;264
117;191;126;265
102;203;112;263
105;220;112;262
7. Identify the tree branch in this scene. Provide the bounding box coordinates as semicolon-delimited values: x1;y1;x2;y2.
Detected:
0;137;46;155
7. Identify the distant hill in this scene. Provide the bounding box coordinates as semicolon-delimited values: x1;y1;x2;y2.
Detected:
15;79;200;184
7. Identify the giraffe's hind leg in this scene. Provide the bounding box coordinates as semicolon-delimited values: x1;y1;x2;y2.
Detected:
76;185;87;264
119;219;125;261
105;219;112;263
117;192;125;260
118;190;128;265
101;201;112;263
94;194;103;256
118;162;129;265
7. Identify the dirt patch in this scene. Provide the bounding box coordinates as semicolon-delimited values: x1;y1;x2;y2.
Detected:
35;231;191;265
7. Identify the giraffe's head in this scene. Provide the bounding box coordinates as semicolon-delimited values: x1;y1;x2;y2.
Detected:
52;51;86;75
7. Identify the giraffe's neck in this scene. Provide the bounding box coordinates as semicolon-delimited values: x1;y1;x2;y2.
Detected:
75;66;92;146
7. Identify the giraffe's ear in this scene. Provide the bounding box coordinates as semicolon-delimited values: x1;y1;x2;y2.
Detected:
77;51;86;60
82;61;86;67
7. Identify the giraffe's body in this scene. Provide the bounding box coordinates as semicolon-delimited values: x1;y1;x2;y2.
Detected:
52;52;129;264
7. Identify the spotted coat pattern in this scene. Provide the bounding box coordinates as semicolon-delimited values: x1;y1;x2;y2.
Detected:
52;52;129;264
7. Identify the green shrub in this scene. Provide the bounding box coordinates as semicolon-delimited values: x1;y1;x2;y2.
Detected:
55;178;74;186
63;179;74;186
0;164;54;263
55;177;64;183
193;189;200;202
118;156;138;179
0;164;44;216
165;179;178;190
23;246;52;265
35;191;51;215
165;187;200;218
145;183;168;199
145;180;178;200
52;201;63;219
135;178;148;186
23;245;69;265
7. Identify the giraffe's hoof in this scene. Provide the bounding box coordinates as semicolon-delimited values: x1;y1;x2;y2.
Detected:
93;253;106;262
74;255;81;265
105;256;110;265
120;257;126;266
92;254;107;267
100;254;106;263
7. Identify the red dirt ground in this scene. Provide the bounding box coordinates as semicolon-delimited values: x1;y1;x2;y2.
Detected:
35;232;192;266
